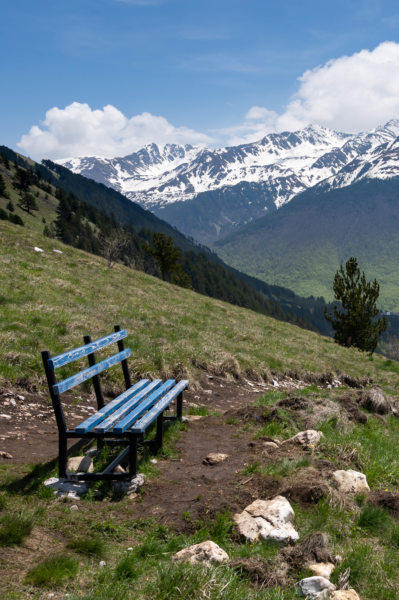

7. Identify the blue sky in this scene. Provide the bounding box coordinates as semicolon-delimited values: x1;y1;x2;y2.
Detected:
2;0;399;159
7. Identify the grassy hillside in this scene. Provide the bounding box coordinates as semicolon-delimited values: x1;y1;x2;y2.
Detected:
215;178;399;311
1;220;398;390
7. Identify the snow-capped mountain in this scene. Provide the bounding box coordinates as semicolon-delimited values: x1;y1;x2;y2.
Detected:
58;120;399;243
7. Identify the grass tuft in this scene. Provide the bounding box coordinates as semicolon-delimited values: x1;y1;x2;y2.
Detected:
25;554;78;587
0;511;34;546
67;536;106;558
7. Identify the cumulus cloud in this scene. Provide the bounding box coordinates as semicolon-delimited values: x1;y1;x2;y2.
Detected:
18;102;213;160
220;41;399;144
18;42;399;158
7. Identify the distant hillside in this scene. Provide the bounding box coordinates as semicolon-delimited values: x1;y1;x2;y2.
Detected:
0;146;315;331
216;177;399;312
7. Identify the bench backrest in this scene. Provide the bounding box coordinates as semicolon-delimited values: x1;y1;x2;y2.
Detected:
41;325;132;433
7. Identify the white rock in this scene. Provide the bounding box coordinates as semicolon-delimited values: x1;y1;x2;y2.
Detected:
70;504;79;511
66;455;94;474
172;541;229;566
332;469;370;494
113;473;145;495
203;453;229;465
53;249;63;254
307;562;335;579
283;430;324;448
330;591;360;600
16;395;25;401
263;441;279;450
150;458;158;464
0;414;11;419
43;477;88;497
9;398;16;406
273;380;279;387
234;496;299;543
297;576;336;598
34;246;44;252
99;560;106;567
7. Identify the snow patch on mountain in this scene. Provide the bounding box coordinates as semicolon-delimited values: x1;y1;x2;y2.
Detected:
58;120;399;211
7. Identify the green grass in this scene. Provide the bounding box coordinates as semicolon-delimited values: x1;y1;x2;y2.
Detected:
0;511;34;546
67;536;106;558
1;221;399;390
25;554;78;587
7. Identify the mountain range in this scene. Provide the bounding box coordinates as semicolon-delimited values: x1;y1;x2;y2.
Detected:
59;120;399;244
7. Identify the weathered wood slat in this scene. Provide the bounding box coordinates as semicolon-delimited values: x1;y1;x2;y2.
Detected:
113;380;175;433
75;379;150;434
48;330;128;369
94;379;162;433
131;380;189;433
53;349;131;394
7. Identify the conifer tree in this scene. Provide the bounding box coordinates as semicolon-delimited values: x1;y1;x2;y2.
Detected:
18;192;38;215
324;257;387;354
0;173;8;198
144;233;181;281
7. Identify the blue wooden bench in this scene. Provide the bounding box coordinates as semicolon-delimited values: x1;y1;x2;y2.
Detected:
41;325;189;481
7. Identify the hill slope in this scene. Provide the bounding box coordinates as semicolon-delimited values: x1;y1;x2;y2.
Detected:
1;220;397;389
216;177;399;312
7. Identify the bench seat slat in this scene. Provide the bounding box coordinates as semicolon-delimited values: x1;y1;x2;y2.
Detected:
48;330;128;370
131;380;189;434
75;379;150;434
94;379;162;433
53;349;131;395
113;380;175;433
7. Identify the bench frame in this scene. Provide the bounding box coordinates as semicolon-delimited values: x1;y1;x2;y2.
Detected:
41;325;188;481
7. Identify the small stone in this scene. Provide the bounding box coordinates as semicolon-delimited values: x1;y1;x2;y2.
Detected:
333;469;370;494
263;441;279;450
9;398;16;406
184;415;203;422
99;560;106;567
113;473;145;495
0;451;13;459
127;547;133;551
307;562;335;579
66;455;94;474
330;592;360;600
203;453;229;465
113;465;126;474
16;395;25;401
283;430;324;448
172;541;229;566
297;576;336;598
0;414;11;420
34;246;44;252
70;504;79;511
53;249;63;254
150;458;158;464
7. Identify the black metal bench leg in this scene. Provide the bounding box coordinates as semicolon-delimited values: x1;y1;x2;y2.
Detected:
128;436;137;478
177;392;183;420
59;434;67;478
155;412;164;450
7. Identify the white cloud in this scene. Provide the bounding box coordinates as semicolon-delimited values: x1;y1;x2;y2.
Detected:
214;106;279;146
18;102;213;160
18;42;399;159
220;41;399;144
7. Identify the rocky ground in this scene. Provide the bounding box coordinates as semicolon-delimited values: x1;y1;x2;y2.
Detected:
1;373;398;599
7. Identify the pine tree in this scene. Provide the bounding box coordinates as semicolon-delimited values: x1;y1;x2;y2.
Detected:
0;173;8;198
144;233;182;281
18;192;38;215
324;257;387;354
